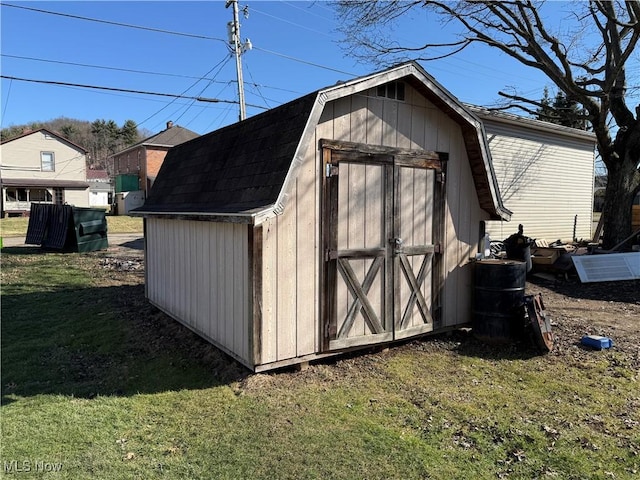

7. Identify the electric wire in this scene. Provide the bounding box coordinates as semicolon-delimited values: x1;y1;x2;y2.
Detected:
0;75;268;110
170;56;233;130
1;3;357;77
252;46;356;76
244;60;272;109
1;53;232;84
1;79;12;126
1;53;305;95
280;1;335;22
248;6;333;37
2;3;227;43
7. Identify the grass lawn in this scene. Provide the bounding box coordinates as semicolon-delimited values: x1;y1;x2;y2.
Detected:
1;249;638;479
0;215;143;237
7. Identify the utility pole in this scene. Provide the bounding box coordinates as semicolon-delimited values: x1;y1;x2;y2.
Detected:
226;0;250;121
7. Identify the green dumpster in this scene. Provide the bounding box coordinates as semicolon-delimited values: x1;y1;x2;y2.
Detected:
26;204;108;252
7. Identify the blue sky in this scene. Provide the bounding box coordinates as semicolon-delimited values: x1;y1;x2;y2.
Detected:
0;1;599;136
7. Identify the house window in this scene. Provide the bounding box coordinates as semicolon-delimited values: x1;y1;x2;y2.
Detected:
30;189;53;202
6;188;27;202
41;152;55;171
377;81;406;101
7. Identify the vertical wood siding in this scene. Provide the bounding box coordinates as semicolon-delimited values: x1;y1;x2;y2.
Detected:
258;83;489;366
258;133;321;364
483;121;595;242
146;218;251;366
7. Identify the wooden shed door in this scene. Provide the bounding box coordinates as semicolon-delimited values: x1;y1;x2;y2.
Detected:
322;140;446;351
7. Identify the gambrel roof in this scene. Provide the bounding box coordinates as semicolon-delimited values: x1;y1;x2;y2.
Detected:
134;62;510;223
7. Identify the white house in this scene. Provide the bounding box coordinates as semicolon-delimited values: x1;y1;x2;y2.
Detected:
470;107;597;242
87;168;112;207
1;128;90;217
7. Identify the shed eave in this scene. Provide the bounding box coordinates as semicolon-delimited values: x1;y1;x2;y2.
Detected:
130;206;276;225
272;92;324;213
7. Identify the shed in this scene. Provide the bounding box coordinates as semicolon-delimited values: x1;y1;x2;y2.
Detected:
132;62;511;372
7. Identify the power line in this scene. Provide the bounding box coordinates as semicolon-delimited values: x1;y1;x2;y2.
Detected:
0;75;268;110
1;53;304;95
170;57;234;130
249;6;333;37
253;46;357;76
140;55;233;129
2;3;227;43
2;78;12;126
2;3;356;78
244;60;272;109
1;53;229;83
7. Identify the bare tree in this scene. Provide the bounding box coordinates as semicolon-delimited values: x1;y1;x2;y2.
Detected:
335;0;640;249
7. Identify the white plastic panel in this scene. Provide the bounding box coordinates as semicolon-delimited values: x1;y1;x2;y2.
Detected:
572;253;640;283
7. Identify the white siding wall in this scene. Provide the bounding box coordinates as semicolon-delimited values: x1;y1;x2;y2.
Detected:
483;121;596;242
1;131;87;182
1;131;90;208
146;218;252;367
64;189;90;208
89;191;110;206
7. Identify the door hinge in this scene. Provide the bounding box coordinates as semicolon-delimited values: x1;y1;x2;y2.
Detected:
434;243;443;254
436;171;445;184
326;163;339;177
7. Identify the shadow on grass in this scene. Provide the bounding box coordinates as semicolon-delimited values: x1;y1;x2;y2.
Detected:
1;246;44;255
118;238;144;250
1;281;249;405
527;275;640;303
424;329;546;362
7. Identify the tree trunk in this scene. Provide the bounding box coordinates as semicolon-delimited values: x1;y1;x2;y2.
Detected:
601;153;640;249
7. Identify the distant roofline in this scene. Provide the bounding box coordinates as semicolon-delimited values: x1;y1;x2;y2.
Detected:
467;105;596;142
0;128;89;153
110;124;199;157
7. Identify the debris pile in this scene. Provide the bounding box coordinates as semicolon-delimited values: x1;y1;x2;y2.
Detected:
489;224;640;283
99;257;143;272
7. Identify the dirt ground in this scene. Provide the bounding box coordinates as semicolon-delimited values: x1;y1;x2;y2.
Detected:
526;274;639;370
97;242;639;374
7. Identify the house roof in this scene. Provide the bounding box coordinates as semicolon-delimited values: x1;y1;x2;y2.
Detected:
133;62;511;223
1;178;89;189
0;128;88;153
112;124;200;157
87;169;109;181
468;105;597;142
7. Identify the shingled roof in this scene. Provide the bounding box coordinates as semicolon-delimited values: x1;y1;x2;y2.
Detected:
113;123;200;157
134;62;510;223
137;92;317;220
139;123;200;147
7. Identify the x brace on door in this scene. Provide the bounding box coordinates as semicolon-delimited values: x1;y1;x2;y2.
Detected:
321;139;447;351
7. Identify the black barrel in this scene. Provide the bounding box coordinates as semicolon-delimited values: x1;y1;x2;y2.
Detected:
473;260;526;344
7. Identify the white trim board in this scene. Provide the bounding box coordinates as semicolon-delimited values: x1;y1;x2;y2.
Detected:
572;253;640;283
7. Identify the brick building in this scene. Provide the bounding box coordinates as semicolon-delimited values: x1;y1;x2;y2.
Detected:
109;121;199;197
